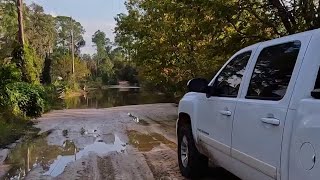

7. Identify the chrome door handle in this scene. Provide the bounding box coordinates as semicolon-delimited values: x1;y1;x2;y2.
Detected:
261;118;280;126
219;110;232;116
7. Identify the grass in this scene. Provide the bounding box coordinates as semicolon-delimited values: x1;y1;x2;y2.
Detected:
0;120;39;149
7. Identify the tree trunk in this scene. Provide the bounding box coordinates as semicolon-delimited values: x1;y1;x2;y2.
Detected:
41;54;52;84
71;29;75;74
269;0;296;34
17;0;25;46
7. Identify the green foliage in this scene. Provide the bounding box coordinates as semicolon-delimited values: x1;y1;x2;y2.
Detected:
51;54;90;82
55;16;86;54
25;3;57;59
115;0;320;96
23;45;42;82
42;55;52;84
0;64;49;119
0;0;18;60
4;82;45;118
0;1;88;146
92;30;111;59
114;61;138;84
0;63;21;87
12;45;41;83
91;30;115;84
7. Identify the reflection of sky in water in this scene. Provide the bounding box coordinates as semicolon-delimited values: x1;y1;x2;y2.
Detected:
4;133;126;179
44;135;125;177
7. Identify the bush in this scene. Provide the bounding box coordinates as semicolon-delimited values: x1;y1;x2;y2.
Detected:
3;82;46;118
42;84;64;111
0;63;21;87
12;45;42;83
101;72;117;85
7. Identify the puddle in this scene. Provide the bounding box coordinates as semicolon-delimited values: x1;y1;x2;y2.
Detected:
3;132;126;179
127;130;176;152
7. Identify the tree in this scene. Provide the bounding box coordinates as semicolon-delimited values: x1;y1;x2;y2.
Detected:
92;30;114;83
16;0;24;46
13;0;42;83
80;54;97;80
115;0;235;94
110;47;138;83
25;3;56;59
115;0;320;96
0;0;18;61
51;54;90;83
92;30;108;65
41;54;52;84
264;0;320;34
55;16;85;54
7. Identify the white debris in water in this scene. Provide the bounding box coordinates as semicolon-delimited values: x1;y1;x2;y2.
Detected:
128;113;140;123
44;135;126;177
133;117;140;123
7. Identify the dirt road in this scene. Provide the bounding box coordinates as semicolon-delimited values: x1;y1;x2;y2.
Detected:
1;103;238;180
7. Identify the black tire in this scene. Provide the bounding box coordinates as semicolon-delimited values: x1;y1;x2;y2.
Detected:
178;124;208;178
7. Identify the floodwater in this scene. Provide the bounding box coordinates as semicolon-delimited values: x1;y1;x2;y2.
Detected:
1;104;182;179
3;131;126;179
127;130;176;152
1;102;238;180
62;88;174;109
44;135;125;177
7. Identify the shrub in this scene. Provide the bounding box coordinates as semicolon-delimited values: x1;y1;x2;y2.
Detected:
12;45;42;84
4;82;46;118
0;63;21;87
43;84;64;111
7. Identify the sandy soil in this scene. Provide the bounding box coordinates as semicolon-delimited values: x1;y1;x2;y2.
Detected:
1;103;239;180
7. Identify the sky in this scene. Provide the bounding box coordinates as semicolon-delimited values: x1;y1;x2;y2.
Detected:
25;0;127;55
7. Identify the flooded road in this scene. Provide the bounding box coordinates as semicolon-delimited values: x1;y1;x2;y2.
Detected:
62;88;174;109
0;104;238;180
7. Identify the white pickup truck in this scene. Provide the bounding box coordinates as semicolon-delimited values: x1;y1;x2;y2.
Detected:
177;29;320;180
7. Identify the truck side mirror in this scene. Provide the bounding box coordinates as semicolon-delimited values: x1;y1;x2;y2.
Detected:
311;89;320;99
187;78;208;93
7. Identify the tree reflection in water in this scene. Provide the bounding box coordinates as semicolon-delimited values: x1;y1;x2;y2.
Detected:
63;88;173;109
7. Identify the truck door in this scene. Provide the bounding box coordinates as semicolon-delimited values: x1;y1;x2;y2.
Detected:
288;32;320;180
197;49;254;158
231;37;309;180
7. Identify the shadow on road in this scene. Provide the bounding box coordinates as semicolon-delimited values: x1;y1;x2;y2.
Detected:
197;167;240;180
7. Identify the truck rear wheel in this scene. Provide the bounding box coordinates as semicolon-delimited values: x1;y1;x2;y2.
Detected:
178;124;208;178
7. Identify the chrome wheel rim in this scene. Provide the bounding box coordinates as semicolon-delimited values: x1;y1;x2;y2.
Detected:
181;136;189;168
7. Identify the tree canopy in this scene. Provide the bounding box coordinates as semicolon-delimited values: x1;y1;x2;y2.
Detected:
115;0;320;95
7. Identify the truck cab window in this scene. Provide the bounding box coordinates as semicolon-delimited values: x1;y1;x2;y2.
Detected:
314;67;320;90
212;51;252;98
246;41;301;101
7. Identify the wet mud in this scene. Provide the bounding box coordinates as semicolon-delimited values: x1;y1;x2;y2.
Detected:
0;103;239;180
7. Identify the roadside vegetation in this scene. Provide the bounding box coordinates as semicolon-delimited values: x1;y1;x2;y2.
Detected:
0;0;137;147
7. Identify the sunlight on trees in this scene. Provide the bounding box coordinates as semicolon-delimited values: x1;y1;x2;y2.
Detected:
115;0;320;96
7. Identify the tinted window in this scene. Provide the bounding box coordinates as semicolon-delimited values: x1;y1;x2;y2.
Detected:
314;67;320;89
312;67;320;99
212;51;252;97
246;41;301;100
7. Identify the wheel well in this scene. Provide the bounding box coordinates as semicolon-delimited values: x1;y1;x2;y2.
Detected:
178;113;191;129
